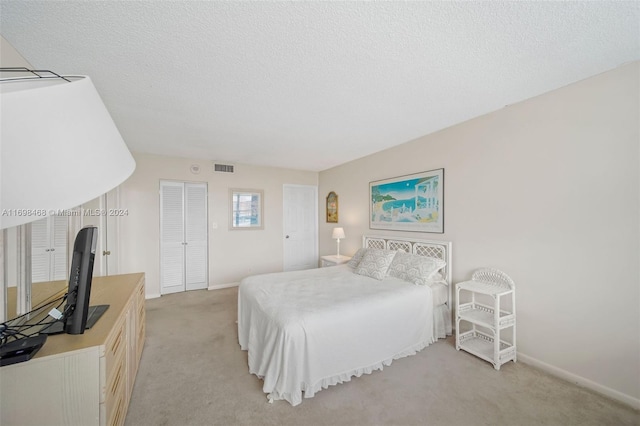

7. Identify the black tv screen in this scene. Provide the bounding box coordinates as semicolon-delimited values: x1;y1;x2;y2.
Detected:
64;226;98;334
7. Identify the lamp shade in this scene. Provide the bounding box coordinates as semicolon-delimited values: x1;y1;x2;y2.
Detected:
0;75;136;229
332;227;345;239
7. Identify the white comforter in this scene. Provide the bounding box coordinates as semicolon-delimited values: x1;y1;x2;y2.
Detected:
238;265;435;406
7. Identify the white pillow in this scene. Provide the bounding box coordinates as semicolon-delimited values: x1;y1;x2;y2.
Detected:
354;249;397;280
431;272;445;281
347;248;368;268
388;252;446;285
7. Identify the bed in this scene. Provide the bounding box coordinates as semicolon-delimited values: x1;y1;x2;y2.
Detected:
237;235;453;406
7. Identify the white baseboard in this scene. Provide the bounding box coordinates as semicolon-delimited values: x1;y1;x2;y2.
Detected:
146;284;236;298
208;282;239;291
518;352;640;410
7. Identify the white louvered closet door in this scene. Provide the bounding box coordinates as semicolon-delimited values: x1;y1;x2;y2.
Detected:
50;216;68;280
160;181;208;295
185;183;208;291
31;216;69;283
161;181;186;294
31;218;50;283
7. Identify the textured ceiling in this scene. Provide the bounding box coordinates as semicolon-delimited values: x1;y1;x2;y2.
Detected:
1;1;638;172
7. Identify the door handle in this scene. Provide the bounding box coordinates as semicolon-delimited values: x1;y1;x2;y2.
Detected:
103;250;111;256
285;235;290;239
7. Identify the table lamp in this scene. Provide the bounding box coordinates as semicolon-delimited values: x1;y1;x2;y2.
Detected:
332;227;345;258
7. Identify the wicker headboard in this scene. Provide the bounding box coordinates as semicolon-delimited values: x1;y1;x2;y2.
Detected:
362;235;453;307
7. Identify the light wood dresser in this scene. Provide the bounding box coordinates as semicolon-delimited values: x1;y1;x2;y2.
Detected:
0;273;146;426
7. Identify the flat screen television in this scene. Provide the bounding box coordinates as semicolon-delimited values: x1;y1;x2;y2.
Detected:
65;225;99;334
1;226;109;365
42;225;108;335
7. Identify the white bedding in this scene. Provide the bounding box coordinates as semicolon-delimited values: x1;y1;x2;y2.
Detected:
429;281;448;307
238;264;438;406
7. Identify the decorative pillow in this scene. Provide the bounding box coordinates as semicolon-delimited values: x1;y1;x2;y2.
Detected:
388;252;446;285
431;272;444;281
354;249;397;280
347;248;368;268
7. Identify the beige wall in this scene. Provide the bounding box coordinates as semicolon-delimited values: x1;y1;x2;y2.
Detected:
118;153;317;297
319;62;639;405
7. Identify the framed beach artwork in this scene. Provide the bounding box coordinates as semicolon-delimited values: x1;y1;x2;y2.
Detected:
369;169;444;233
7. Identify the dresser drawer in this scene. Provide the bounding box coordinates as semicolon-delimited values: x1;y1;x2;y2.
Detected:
102;317;126;394
104;349;126;421
108;389;127;426
100;354;127;426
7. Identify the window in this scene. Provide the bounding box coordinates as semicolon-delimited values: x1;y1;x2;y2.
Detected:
230;189;263;230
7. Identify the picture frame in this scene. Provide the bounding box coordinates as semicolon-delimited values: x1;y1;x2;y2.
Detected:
370;168;444;233
326;191;338;223
230;188;264;230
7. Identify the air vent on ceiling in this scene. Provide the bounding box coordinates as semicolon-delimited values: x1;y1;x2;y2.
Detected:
214;163;235;173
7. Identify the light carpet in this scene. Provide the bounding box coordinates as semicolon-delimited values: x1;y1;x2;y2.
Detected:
125;287;639;426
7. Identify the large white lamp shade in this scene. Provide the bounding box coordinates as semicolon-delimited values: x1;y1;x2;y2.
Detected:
0;75;136;229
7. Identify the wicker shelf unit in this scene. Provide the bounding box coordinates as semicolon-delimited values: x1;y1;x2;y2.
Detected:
455;268;516;370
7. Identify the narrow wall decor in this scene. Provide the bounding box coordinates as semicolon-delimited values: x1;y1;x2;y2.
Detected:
326;191;338;223
370;168;444;233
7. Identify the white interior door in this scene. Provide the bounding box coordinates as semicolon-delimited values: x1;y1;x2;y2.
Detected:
105;189;120;275
160;181;186;295
82;189;120;277
81;196;102;274
97;188;121;276
283;184;318;271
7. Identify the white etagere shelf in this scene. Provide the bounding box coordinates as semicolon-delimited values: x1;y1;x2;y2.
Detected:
455;268;516;370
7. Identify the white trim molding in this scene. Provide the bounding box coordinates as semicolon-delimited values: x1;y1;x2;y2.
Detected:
208;282;239;291
518;352;640;410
